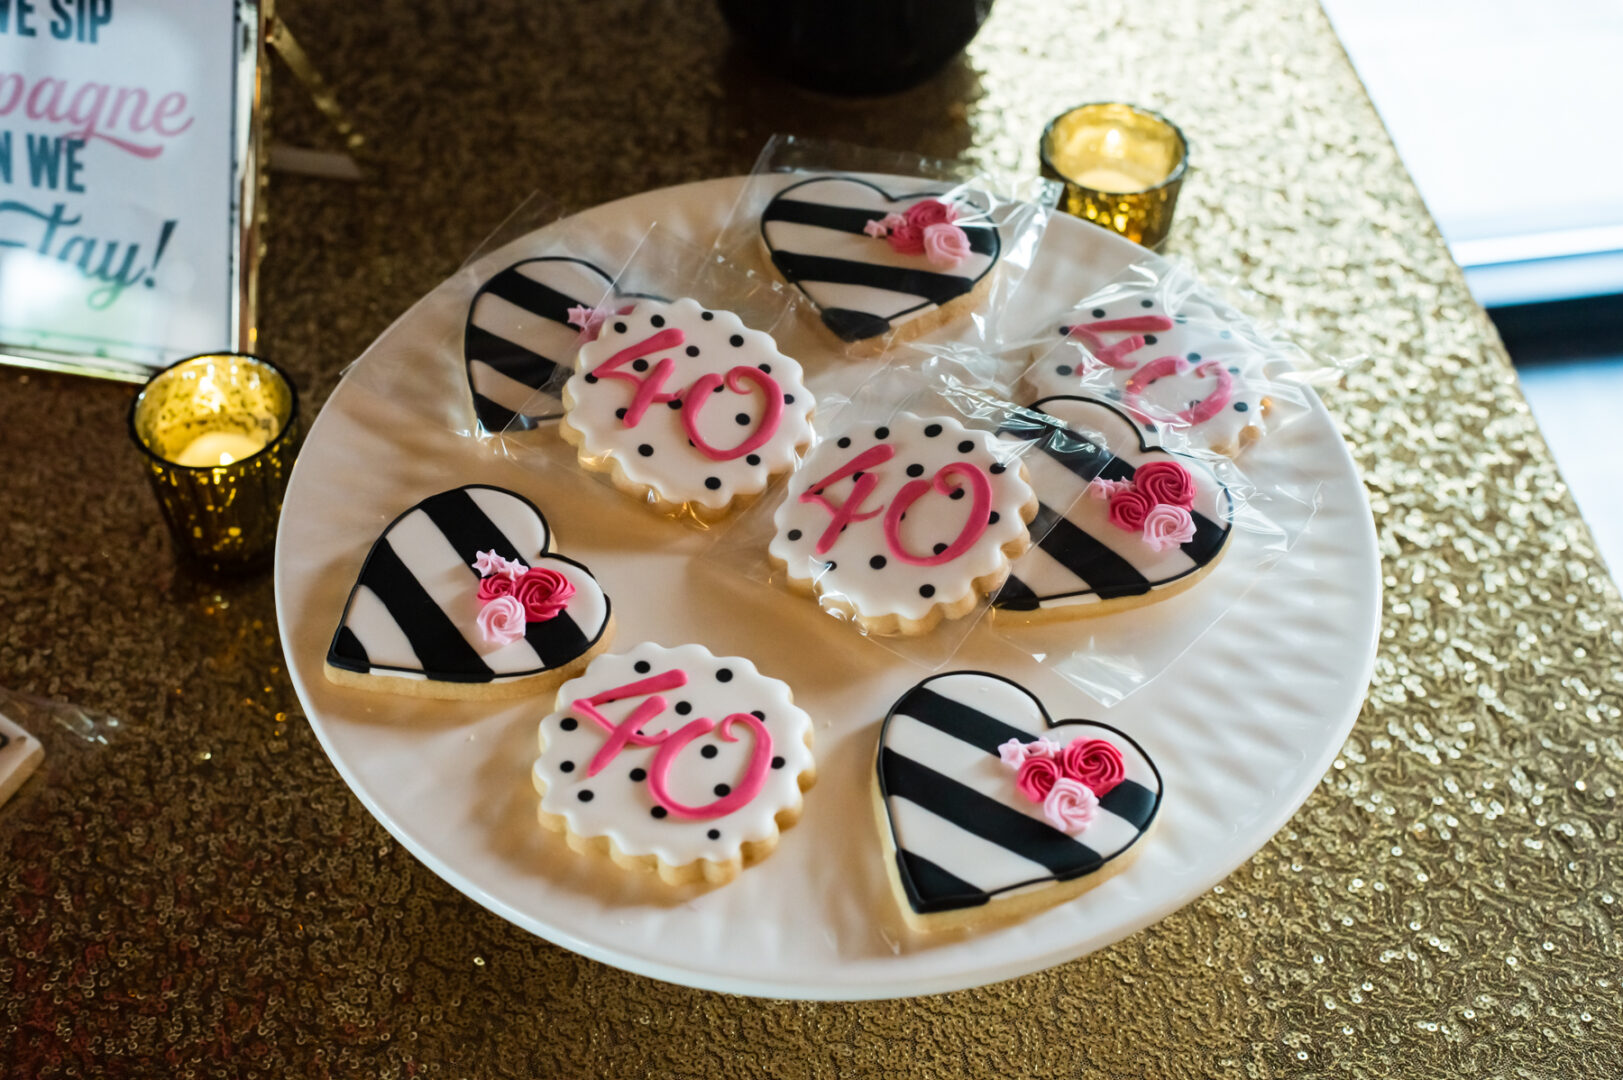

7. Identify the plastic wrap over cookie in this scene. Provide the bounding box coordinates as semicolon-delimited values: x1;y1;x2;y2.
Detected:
715;134;1059;359
703;360;1113;670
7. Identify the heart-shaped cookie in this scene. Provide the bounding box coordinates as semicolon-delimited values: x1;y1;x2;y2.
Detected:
325;485;613;700
993;396;1233;620
464;256;615;433
874;671;1163;932
760;176;999;344
1018;291;1273;455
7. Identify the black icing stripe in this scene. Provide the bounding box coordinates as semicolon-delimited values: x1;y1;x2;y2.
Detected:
893;686;1035;756
482;265;588;326
331;625;370;669
1029;504;1151;599
992;574;1042;611
524;610;592;669
357;541;492;680
880;748;1104;878
1100;779;1157;830
1184;510;1228;561
763;198;999;256
768;251;976;307
470;390;543;433
896;850;990;915
416;488;534;571
465;324;565;390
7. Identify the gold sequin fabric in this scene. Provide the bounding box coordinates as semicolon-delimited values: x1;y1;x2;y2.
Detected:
1;0;1618;1075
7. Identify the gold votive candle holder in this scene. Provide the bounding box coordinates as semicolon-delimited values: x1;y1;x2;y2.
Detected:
1040;103;1189;249
128;353;301;573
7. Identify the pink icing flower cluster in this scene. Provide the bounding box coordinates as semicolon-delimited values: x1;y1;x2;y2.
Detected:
566;303;637;343
470;549;575;646
863;199;972;269
996;736;1126;835
1087;460;1199;551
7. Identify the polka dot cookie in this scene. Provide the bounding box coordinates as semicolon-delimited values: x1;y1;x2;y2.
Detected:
533;642;816;886
559;298;816;522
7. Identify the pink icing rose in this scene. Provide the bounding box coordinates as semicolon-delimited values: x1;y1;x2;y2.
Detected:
1133;461;1197;509
475;595;526;646
922;223;972;269
1087;476;1129;501
904;199;958;229
1015;756;1062;803
472;549;525;579
1107;487;1155;532
998;737;1059;767
566;304;607;341
477;573;519;604
886;220;925;256
1057;738;1125;797
1141;504;1197;552
513;566;575;622
863;217;891;238
1042;778;1099;834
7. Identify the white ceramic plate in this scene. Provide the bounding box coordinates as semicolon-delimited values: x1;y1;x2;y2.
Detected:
276;177;1379;1000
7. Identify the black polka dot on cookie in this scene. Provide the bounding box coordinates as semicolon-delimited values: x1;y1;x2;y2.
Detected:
630;767;646;781
614;321;628;333
705;477;721;490
825;561;837;571
989;511;1000;524
1092;308;1106;318
837;437;851;449
1234;401;1249;412
701;745;718;759
758;363;771;374
949;488;965;500
675;701;692;715
730;334;744;347
752;710;766;720
924;423;942;438
1140;300;1154;308
714;783;731;797
701;311;714;321
736;413;751;426
1056;365;1073;376
686;346;700;357
875;426;889;439
667;399;681;410
771;756;785;769
870;555;887;569
906;464;924;478
651;806;668;819
638;444;654;457
933;542;948;555
634;660;652;674
650;314;665;327
990;463;1006;474
1188;352;1202;362
578;790;594;802
746;454;761;466
707;829;721;840
1144;334;1158;345
560;760;575;773
919;584;936;598
615;408;627;420
787;529;802;541
584;373;598;384
560;717;578;731
717;668;733;683
958;440;974;453
784;394;795;404
632;358;649;372
1058;325;1072;336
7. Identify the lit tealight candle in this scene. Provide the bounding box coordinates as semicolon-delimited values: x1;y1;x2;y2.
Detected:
1040;103;1190;248
173;430;269;468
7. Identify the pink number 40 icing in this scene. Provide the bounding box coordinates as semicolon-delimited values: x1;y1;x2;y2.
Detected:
533;643;815;866
562;298;816;514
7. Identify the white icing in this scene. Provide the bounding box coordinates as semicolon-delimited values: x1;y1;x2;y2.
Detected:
761;176;997;335
564;298;815;512
533;643;814;867
769;412;1034;623
1019;292;1273;454
1003;396;1233;611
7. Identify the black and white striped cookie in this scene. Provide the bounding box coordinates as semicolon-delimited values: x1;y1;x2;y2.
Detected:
325;485;614;700
874;671;1163;932
993;396;1233;620
760;176;999;344
463;257;616;433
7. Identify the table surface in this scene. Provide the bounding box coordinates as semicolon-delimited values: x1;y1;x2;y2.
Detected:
2;1;1618;1076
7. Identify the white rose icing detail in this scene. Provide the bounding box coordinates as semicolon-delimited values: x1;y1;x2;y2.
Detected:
532;643;815;880
561;298;816;516
769;412;1037;632
1020;293;1273;456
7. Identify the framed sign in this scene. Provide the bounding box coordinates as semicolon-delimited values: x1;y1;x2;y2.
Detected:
0;0;264;381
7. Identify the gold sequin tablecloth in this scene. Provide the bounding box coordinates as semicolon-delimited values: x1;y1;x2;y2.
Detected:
2;0;1619;1075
